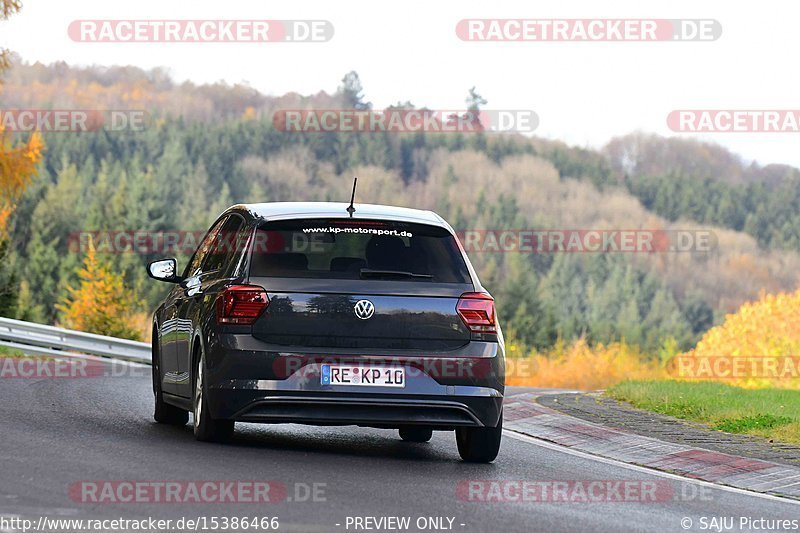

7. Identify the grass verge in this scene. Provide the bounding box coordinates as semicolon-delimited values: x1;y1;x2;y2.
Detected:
0;345;25;357
608;380;800;445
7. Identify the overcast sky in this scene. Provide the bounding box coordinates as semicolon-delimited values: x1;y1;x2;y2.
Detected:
2;0;799;167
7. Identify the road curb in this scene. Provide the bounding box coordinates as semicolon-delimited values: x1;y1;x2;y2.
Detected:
504;392;800;500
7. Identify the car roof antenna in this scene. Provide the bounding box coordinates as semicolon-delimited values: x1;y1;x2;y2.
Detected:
346;176;358;217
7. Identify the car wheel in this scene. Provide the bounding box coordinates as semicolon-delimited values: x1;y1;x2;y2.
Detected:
455;415;502;463
399;426;433;443
192;347;234;442
152;331;188;426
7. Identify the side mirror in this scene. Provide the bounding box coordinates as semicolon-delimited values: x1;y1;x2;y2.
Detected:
147;258;182;283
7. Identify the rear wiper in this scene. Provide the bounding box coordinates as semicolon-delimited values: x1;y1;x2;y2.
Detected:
360;268;433;279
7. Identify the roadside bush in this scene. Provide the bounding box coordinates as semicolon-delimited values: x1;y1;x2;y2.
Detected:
506;339;665;390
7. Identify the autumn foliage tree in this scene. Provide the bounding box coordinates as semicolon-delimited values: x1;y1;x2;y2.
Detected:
57;240;142;340
1;0;42;235
0;129;42;234
0;0;43;319
0;0;41;235
678;289;800;389
688;290;800;359
0;1;21;72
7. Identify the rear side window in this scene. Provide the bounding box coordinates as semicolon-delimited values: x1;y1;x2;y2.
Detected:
183;216;227;278
202;215;246;276
249;219;471;283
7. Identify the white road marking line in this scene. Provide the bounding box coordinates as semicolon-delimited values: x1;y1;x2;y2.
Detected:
769;479;800;491
503;429;800;506
750;472;800;490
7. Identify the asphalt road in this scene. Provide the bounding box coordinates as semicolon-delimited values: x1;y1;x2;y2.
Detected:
1;361;798;533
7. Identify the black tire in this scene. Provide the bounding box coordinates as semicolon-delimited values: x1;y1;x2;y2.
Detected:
192;346;234;442
399;426;433;443
152;330;188;426
456;415;502;463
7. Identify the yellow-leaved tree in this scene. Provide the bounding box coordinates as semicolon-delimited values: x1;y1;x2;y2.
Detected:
0;129;42;234
0;2;22;71
677;289;800;389
0;0;43;237
57;239;143;340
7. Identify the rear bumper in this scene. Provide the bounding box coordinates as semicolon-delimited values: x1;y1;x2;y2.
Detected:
221;391;502;428
204;334;505;429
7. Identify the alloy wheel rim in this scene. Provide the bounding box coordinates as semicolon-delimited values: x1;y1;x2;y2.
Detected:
194;359;203;426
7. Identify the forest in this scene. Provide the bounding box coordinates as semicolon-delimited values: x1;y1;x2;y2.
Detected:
1;57;799;356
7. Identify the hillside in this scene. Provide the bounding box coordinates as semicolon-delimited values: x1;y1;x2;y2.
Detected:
1;57;799;352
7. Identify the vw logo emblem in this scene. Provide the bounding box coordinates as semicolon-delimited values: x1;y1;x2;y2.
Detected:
354;299;375;320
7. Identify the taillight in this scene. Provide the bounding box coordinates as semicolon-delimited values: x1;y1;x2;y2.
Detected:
456;292;496;334
217;285;269;325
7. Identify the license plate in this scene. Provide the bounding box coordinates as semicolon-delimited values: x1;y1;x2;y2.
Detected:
321;364;405;388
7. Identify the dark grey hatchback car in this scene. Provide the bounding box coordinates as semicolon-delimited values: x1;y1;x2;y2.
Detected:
147;202;504;462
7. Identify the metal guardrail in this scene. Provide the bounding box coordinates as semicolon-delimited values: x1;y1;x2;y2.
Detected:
0;317;151;364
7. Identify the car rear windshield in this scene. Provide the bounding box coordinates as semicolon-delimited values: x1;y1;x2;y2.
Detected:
249;219;471;283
